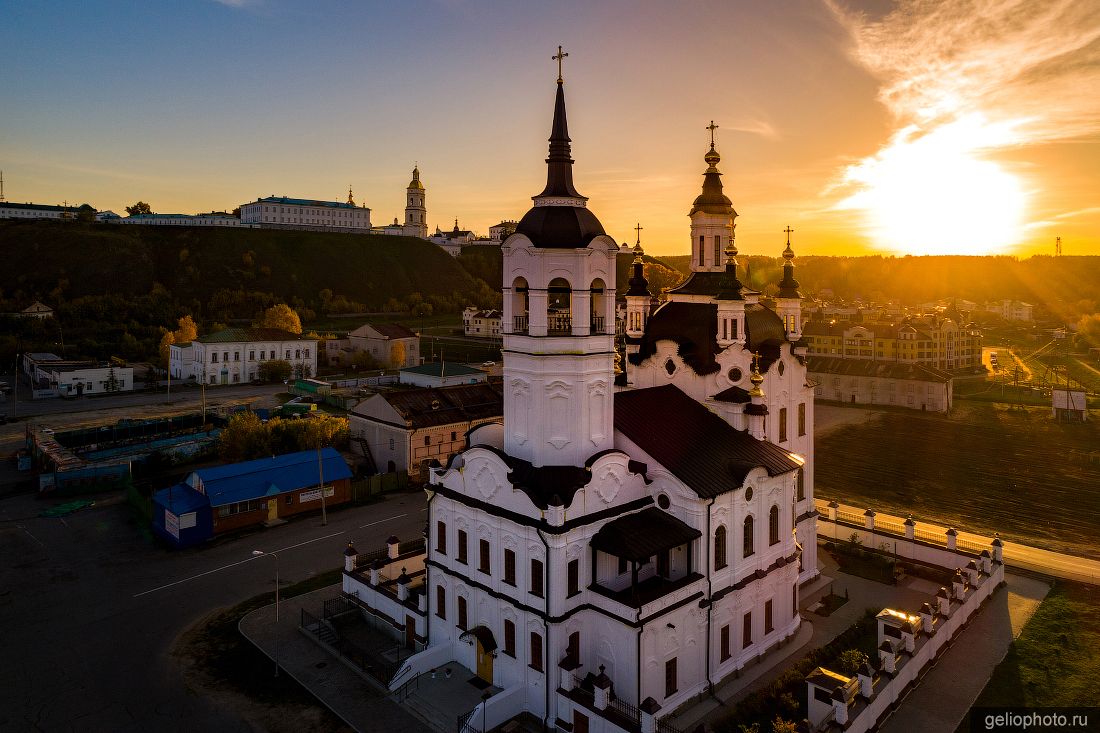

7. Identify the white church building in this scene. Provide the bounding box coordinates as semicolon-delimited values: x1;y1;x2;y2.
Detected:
340;66;817;733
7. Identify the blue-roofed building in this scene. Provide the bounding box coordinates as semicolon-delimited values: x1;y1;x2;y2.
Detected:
239;191;372;233
151;448;354;548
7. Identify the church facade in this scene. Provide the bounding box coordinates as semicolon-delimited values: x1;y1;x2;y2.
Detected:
343;67;817;731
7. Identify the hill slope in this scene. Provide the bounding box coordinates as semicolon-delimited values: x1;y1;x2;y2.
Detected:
0;220;489;310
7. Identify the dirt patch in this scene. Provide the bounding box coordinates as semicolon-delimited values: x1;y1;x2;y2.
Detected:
817;402;1100;558
174;593;351;733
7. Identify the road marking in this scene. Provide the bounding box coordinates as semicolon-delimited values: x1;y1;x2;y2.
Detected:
132;529;345;598
359;513;406;529
132;511;413;598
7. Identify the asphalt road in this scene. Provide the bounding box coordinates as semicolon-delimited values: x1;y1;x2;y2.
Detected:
0;488;427;732
1;378;281;420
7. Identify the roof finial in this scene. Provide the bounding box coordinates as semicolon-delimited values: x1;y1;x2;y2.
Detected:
633;222;644;264
749;352;765;398
347;185;355;206
707;120;719;148
553;45;569;84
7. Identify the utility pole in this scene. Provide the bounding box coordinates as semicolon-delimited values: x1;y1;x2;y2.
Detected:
318;443;327;526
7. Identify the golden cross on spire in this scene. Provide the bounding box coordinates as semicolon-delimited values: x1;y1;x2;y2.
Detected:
752;351;762;372
784;226;794;245
634;222;644;246
553;45;569;83
706;120;719;148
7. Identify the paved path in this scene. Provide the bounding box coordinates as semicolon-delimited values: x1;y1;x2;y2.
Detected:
880;573;1050;733
824;500;1100;585
239;586;429;733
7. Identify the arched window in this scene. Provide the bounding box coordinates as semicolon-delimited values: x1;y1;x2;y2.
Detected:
590;278;607;334
548;278;572;335
714;526;727;570
512;277;529;334
743;516;755;558
769;505;780;546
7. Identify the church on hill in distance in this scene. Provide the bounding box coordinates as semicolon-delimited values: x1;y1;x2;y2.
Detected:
339;54;816;731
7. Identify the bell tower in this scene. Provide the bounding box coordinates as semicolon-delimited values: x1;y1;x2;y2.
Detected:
689;121;737;272
500;49;619;468
404;165;428;238
776;227;803;341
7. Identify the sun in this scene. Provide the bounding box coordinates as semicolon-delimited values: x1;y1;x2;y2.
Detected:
836;115;1027;255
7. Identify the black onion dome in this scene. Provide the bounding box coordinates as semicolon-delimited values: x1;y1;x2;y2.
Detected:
690;145;734;217
516;206;606;248
777;242;801;298
626;256;651;297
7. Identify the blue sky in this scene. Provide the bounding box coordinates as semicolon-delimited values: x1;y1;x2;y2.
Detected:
3;0;1098;256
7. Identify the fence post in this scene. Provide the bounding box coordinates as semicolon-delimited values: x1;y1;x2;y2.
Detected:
991;534;1003;564
344;542;358;572
593;666;611;711
827;501;839;522
945;527;957;551
864;510;876;531
904;515;915;540
640;697;661;733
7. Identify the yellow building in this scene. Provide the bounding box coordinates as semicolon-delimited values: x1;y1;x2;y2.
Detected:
802;310;981;372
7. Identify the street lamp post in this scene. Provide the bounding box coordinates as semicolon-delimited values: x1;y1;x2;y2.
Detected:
252;550;280;677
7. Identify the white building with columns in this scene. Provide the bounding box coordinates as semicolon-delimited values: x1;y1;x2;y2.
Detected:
340;68;816;733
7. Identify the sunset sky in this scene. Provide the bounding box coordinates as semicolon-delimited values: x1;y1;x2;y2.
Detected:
3;0;1098;257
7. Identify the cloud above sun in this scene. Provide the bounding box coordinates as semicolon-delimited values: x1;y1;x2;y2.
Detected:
826;0;1100;255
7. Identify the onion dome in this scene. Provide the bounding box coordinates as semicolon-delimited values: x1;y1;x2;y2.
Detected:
626;243;651;297
715;240;744;301
408;166;425;190
690;144;735;217
515;78;607;248
777;235;802;299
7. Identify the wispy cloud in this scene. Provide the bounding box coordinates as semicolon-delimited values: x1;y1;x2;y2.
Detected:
828;0;1100;141
211;0;256;8
824;0;1100;253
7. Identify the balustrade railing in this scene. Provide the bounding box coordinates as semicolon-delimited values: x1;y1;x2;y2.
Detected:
548;312;572;335
590;315;606;334
513;315;529;334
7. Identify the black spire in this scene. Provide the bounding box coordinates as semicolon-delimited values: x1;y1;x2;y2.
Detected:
777;229;802;298
537;81;583;199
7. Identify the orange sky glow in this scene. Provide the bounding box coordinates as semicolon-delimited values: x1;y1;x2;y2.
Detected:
2;0;1098;258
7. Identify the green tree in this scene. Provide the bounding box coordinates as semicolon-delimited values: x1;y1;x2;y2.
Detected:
76;204;96;222
836;649;869;676
257;303;303;334
125;201;152;216
258;359;293;383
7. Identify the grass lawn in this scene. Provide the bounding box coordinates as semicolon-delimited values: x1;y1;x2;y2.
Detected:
174;569;349;732
957;581;1100;731
816;402;1100;559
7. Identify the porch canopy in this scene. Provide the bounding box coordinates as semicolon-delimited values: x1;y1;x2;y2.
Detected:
590;507;701;562
459;625;497;653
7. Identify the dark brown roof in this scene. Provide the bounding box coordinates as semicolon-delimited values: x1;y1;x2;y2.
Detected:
712;385;751;403
807;357;951;383
590;507;701;562
614;385;801;498
369;323;417;340
353;382;502;429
